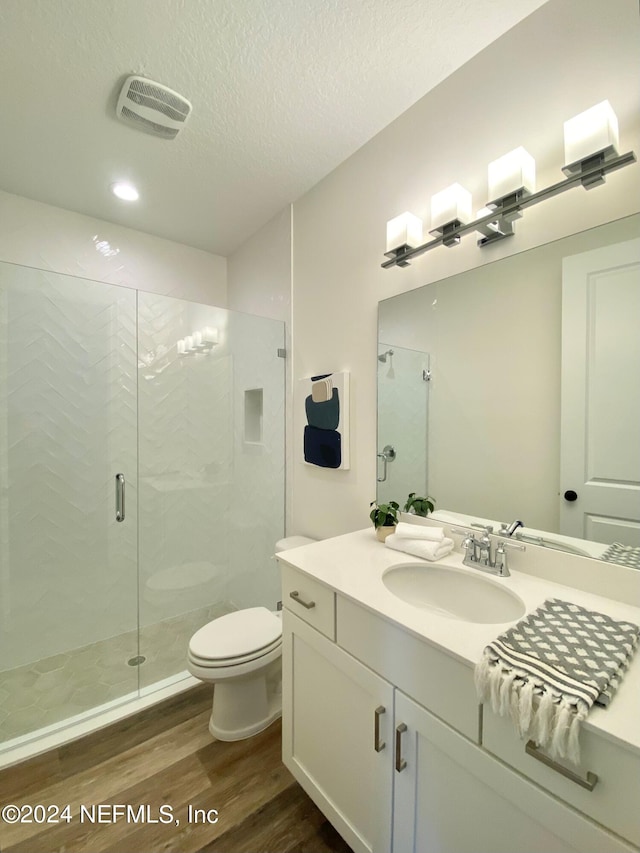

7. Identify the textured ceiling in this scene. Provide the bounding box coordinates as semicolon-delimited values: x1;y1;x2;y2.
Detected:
0;0;548;256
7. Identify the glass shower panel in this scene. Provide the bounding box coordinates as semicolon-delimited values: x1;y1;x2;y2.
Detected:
0;264;138;746
226;310;285;611
136;294;284;689
377;343;430;506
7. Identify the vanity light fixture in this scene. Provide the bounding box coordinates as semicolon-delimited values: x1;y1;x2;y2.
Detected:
383;101;636;269
386;212;423;266
562;100;619;188
429;183;472;247
487;147;536;207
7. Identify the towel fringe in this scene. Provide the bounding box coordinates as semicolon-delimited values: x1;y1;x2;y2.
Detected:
517;679;535;736
550;703;573;760
567;709;584;765
498;670;517;717
474;654;493;704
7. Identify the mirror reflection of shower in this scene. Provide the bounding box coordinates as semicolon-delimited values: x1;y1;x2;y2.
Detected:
376;343;431;506
378;348;395;378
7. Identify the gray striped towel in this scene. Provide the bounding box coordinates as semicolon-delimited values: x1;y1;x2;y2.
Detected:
475;598;639;765
601;542;640;570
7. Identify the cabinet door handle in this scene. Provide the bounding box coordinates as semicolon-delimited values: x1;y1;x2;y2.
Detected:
395;723;407;772
374;706;386;752
525;741;598;791
289;590;315;610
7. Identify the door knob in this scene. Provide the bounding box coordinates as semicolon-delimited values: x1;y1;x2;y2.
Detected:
563;490;578;502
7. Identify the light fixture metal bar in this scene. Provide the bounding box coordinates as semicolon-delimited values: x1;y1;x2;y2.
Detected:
382;150;636;269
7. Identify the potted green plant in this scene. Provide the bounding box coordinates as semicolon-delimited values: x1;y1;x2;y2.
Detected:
369;500;400;542
404;492;435;517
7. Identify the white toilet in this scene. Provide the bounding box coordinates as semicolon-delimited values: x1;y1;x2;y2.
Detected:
187;536;316;741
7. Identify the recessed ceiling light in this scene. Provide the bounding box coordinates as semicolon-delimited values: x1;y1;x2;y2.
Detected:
110;181;139;201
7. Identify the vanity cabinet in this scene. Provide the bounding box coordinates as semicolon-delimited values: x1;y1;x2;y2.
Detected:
483;708;640;848
393;692;634;853
282;609;393;853
280;562;638;853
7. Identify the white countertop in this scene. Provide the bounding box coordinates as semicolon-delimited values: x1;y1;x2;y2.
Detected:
277;528;640;756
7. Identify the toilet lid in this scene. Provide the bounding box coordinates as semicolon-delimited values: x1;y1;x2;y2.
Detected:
189;607;282;662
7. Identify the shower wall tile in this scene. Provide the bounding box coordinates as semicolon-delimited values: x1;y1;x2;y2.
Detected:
0;190;227;306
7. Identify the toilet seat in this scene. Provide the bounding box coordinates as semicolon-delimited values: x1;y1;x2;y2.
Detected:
188;606;282;667
188;636;282;668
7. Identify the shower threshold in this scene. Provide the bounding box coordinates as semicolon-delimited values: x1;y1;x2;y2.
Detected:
0;671;199;771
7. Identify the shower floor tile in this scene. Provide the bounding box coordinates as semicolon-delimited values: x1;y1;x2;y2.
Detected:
0;601;234;745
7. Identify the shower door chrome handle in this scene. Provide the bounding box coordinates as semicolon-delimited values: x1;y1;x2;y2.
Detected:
115;473;125;522
377;445;396;482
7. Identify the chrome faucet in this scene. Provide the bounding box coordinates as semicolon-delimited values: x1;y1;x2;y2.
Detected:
499;518;525;537
451;526;525;577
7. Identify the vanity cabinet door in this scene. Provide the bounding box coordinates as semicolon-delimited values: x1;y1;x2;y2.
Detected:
392;692;633;853
282;610;394;853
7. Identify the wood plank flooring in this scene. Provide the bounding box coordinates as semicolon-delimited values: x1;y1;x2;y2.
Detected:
0;685;353;853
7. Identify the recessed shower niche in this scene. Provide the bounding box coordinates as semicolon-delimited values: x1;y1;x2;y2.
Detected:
244;387;264;444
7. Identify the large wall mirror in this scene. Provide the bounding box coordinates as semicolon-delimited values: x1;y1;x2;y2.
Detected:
377;213;640;564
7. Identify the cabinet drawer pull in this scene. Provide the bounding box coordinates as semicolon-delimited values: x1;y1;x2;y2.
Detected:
525;741;598;791
289;590;316;610
395;723;407;772
374;706;386;752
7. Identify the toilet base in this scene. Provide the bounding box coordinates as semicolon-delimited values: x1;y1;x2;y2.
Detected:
206;658;282;742
208;700;281;741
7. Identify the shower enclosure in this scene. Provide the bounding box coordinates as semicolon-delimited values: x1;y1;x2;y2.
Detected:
0;262;284;754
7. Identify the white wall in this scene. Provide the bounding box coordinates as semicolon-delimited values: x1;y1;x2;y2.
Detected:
0;190;227;304
290;0;640;539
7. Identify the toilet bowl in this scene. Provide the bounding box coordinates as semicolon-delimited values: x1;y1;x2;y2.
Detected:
187;535;316;741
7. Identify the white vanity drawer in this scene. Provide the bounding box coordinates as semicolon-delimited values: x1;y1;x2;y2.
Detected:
483;708;640;848
280;564;336;640
336;595;480;742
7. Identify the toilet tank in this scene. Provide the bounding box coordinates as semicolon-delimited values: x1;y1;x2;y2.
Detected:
275;536;316;552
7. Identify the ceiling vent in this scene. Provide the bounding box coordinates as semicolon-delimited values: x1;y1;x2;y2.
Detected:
116;76;192;140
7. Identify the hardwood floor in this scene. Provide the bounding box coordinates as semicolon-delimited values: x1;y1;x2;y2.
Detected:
0;685;353;853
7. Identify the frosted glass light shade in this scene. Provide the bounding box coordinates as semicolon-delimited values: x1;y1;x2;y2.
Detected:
488;147;535;203
430;184;472;232
564;101;619;168
386;212;423;252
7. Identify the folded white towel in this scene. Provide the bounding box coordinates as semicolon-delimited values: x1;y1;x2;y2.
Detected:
394;522;444;542
385;534;454;562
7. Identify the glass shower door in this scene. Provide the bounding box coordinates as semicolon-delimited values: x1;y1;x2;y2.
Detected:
0;264;138;747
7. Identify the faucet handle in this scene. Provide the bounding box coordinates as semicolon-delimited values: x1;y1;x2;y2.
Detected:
471;522;494;533
493;540;526;577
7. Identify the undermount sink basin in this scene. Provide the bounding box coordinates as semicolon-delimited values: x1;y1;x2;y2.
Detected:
382;562;526;624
